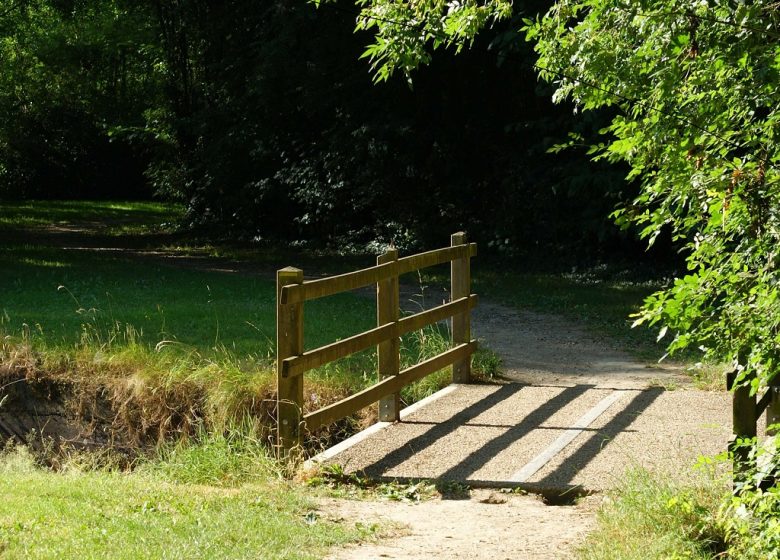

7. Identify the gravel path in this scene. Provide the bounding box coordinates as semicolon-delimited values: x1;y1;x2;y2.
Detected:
317;295;733;560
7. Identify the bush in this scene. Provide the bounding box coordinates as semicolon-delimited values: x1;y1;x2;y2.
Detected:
719;435;780;559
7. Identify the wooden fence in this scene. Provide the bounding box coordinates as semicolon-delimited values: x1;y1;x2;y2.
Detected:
276;232;478;456
730;371;780;479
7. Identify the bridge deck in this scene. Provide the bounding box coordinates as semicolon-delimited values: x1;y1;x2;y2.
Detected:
310;381;733;492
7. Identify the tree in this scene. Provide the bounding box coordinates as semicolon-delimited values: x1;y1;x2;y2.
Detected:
0;0;162;198
109;0;641;259
359;0;780;391
0;0;650;263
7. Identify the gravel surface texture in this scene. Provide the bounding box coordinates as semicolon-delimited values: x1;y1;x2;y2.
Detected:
322;489;597;560
318;293;736;559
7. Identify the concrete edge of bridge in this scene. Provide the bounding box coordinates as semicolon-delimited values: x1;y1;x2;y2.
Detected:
363;475;595;504
304;384;463;470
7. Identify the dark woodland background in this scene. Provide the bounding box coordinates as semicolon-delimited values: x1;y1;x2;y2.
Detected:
0;0;674;264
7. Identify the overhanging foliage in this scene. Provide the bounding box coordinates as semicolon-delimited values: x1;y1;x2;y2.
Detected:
357;0;780;388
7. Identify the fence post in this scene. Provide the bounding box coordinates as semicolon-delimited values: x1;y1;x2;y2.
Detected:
377;248;400;422
766;377;780;436
729;370;757;485
277;267;304;458
451;232;471;383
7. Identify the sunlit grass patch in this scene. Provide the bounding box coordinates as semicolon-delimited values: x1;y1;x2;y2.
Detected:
1;243;495;453
0;445;373;560
577;469;726;560
0;200;183;235
0;244;376;359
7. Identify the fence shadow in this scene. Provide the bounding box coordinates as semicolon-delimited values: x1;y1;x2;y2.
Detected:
358;384;665;494
438;384;594;481
532;386;664;488
360;382;594;478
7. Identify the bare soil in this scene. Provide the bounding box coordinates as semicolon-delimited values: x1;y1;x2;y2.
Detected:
0;361;225;461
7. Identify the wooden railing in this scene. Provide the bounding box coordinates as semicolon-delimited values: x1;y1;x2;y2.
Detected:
730;371;780;481
276;232;478;456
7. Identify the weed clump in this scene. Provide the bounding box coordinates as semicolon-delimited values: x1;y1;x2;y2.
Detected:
576;469;724;560
579;440;780;560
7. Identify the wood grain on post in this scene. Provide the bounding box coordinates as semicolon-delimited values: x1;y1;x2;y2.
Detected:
377;248;400;422
451;232;471;383
277;267;304;458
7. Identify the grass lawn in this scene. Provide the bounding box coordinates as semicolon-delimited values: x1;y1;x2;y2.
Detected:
0;446;373;560
1;201;496;445
0;243;375;359
0;200;183;235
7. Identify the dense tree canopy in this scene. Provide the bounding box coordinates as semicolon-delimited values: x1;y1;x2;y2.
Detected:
0;0;649;261
0;1;160;198
533;2;780;389
359;0;780;387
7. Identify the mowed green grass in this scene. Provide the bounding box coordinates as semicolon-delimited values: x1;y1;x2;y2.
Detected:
0;241;473;400
0;244;375;358
0;201;485;415
0;448;370;560
0;201;384;378
0;200;183;235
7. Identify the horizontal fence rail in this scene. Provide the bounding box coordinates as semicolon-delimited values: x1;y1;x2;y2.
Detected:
304;341;478;432
281;295;478;379
279;243;477;305
275;232;478;457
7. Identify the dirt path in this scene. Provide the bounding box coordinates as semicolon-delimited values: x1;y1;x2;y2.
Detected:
321;489;597;560
315;293;723;560
471;301;688;388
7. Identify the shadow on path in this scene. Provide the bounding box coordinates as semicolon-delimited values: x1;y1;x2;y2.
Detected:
437;384;592;481
361;383;594;478
357;384;666;493
534;387;664;487
361;383;522;476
